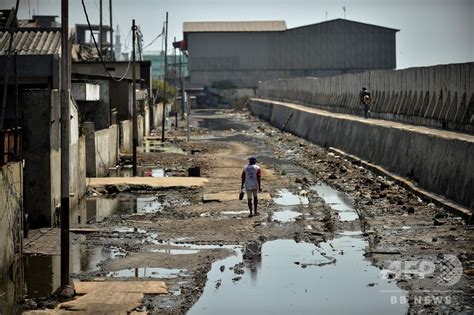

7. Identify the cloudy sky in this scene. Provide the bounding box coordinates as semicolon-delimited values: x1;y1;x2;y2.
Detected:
4;0;473;69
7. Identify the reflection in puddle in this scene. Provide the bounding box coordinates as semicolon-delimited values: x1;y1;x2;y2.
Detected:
143;168;166;177
107;267;186;279
272;209;302;222
149;249;201;255
189;239;407;315
311;183;359;221
78;195;165;225
273;189;309;206
24;245;126;299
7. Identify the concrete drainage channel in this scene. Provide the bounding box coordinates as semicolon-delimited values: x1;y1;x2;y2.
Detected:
18;110;471;313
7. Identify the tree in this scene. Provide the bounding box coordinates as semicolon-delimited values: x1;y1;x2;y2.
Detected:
152;79;175;103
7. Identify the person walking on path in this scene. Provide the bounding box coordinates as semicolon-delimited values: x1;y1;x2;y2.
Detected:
241;156;262;217
360;87;371;118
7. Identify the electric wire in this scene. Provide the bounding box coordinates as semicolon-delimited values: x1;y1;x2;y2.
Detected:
81;0;132;82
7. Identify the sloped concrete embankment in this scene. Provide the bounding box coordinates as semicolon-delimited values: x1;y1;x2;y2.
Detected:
249;99;474;210
258;62;474;133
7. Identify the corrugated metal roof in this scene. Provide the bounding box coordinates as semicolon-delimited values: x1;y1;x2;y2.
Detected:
183;21;287;33
0;30;61;55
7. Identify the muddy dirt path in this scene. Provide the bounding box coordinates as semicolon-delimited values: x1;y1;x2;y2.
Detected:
22;109;473;314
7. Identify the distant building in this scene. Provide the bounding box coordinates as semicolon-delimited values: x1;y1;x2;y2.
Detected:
143;50;188;81
182;19;398;91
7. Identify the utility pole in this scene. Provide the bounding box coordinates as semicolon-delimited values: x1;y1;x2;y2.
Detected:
60;0;71;289
173;36;178;129
99;0;103;55
161;12;168;142
109;0;113;60
132;19;137;176
180;50;185;120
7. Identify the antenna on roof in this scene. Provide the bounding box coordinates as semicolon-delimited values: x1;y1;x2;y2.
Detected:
343;6;346;19
325;11;328;21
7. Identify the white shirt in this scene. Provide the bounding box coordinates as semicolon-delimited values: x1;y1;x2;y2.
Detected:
242;164;261;190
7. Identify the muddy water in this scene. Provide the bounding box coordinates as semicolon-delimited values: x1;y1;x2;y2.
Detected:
108;166;167;177
272;189;308;222
190;185;407;314
189;238;407;314
107;267;186;279
74;194;164;225
24;244;125;298
311;183;359;221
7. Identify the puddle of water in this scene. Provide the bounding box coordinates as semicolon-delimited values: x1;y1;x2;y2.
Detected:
221;210;250;216
149;249;201;255
142;140;187;154
272;209;302;222
311;183;359;221
80;194;164;224
107;267;186;279
143;168;166;177
189;239;407;315
196;116;248;131
112;227;147;233
108;166;133;177
24;244;125;298
273;189;309;206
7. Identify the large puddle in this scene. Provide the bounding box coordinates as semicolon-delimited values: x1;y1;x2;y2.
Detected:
190;183;406;314
189;238;407;314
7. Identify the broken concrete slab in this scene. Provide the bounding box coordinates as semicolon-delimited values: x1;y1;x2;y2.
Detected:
74;280;168;294
87;177;208;189
51;281;168;314
60;291;143;313
203;191;272;202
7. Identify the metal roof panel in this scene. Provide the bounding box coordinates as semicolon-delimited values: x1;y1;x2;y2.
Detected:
183;21;287;33
0;30;62;55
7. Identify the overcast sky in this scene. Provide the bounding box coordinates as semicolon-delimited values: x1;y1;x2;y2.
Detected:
4;0;473;69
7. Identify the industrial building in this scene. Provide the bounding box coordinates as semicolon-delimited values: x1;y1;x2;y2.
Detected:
183;19;398;92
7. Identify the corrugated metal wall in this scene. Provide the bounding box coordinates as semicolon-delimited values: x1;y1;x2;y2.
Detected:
188;20;396;88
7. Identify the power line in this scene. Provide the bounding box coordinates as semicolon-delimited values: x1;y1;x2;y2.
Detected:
81;0;131;82
141;26;165;51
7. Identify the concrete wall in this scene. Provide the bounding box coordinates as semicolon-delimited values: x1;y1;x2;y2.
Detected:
0;162;23;315
249;99;474;209
111;81;133;121
69;98;86;213
120;119;133;154
23;90;61;228
0;162;22;275
188;19;397;88
85;123;119;177
137;115;144;146
258;62;474;133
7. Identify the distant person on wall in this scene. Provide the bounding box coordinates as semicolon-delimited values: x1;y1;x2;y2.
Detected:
360;87;371;118
241;156;262;217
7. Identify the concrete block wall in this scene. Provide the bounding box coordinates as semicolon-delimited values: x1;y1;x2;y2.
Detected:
85;123;119;177
0;162;22;275
258;62;474;133
0;162;23;315
250;99;474;209
22;90;61;228
120;119;133;154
